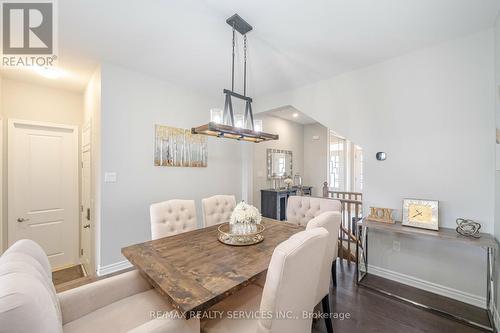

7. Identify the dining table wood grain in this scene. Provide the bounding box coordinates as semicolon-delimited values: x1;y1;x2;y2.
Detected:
121;217;304;319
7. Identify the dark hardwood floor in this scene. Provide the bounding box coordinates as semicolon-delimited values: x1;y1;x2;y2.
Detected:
52;264;85;286
55;261;487;332
312;261;486;333
54;266;134;293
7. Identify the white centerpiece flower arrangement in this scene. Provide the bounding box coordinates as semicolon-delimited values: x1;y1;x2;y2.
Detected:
229;201;262;235
284;177;293;189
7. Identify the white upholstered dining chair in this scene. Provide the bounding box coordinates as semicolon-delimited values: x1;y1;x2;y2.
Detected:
201;195;236;227
201;227;330;333
286;196;342;288
306;211;342;333
150;199;197;239
286;195;341;227
0;239;199;333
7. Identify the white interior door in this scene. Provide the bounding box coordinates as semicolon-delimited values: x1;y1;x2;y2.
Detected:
8;119;79;269
80;122;92;274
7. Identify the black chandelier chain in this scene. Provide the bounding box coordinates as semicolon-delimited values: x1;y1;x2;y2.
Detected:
230;23;248;96
231;23;235;92
244;34;247;96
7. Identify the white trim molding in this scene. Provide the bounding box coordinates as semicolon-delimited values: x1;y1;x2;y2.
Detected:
492;301;500;332
368;264;486;309
0;118;3;254
97;260;132;276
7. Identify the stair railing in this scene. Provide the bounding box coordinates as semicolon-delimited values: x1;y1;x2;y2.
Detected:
323;181;363;263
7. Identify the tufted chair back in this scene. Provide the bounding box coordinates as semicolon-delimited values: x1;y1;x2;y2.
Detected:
306;211;342;303
201;195;236;227
286;196;341;227
257;228;329;333
150;200;197;240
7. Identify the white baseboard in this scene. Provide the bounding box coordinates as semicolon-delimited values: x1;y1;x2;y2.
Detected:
97;260;132;276
367;264;486;309
492;301;500;332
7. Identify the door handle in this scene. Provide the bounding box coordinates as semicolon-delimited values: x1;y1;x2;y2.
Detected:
17;217;30;223
83;224;90;229
86;208;90;221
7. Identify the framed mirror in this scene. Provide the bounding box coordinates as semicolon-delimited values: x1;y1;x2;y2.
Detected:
267;149;293;179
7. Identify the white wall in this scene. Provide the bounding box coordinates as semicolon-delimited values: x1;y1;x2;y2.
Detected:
1;78;83;126
84;69;101;124
256;30;495;305
303;123;328;197
252;115;304;209
99;63;243;268
0;78;83;251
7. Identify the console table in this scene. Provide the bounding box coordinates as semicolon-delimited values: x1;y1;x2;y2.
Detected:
261;186;312;220
356;219;498;332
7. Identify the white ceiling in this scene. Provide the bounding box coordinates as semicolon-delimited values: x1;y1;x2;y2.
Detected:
2;0;499;95
260;106;318;125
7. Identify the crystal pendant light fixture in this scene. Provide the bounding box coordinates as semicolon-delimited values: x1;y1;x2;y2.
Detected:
191;14;279;143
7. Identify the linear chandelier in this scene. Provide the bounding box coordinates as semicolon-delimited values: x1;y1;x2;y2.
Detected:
191;14;279;143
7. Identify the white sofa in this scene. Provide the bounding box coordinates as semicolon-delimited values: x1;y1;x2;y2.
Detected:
0;239;199;333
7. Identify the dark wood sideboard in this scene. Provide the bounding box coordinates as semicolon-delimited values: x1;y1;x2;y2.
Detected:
261;186;312;220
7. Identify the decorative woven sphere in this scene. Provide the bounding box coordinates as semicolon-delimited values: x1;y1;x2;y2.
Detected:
455;218;481;238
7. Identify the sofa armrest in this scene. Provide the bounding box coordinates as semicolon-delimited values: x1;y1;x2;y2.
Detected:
127;314;200;333
58;269;152;324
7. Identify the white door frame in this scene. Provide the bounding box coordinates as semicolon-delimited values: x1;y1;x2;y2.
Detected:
8;118;79;266
0;118;3;253
81;120;96;275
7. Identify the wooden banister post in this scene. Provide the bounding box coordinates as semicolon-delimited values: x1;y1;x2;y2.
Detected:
323;181;328;198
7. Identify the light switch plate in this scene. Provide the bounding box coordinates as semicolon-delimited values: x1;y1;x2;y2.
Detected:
104;172;117;183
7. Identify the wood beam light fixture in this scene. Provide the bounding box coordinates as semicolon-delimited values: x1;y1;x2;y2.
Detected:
191;14;279;143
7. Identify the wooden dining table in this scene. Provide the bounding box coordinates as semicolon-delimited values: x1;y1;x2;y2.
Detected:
121;217;304;319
